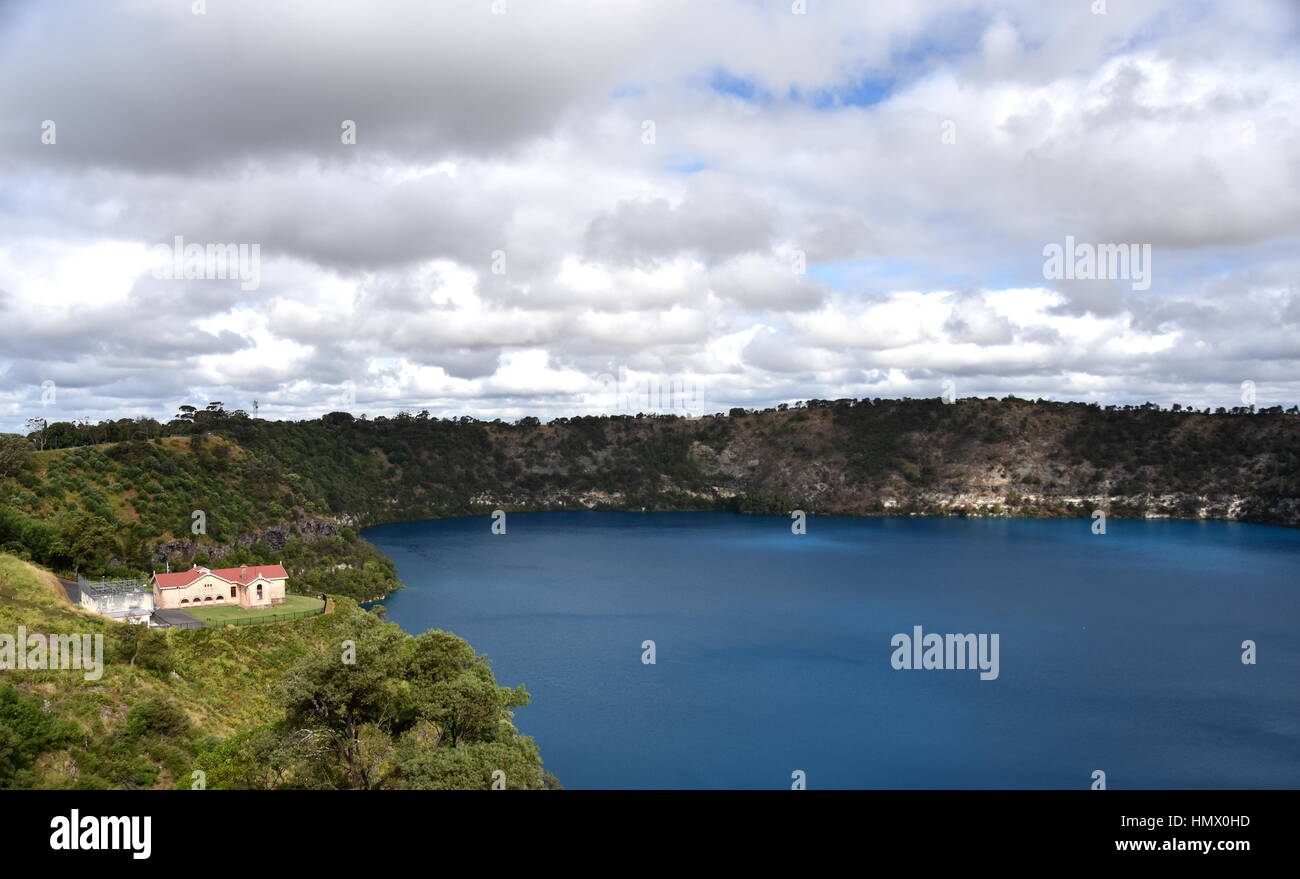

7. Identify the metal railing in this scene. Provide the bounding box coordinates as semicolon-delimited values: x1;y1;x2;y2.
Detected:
77;574;149;596
196;603;327;627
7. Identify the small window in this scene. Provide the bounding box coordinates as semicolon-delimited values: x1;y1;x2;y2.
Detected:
256;584;264;600
231;586;237;598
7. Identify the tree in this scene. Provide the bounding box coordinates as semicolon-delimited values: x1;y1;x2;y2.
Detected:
275;625;411;790
272;625;538;789
420;673;526;748
393;739;543;790
59;513;118;572
0;434;34;478
111;623;173;672
23;417;47;451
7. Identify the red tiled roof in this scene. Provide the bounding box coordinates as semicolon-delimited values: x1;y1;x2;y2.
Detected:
153;565;288;589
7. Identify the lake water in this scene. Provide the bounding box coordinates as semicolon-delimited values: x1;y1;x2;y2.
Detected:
363;512;1300;789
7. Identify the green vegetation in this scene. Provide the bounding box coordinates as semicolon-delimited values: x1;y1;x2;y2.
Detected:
0;553;548;789
0;433;403;601
3;397;1298;587
1;396;1296;790
200;623;546;789
183;594;325;626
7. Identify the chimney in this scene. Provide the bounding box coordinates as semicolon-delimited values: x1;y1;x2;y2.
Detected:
240;565;247;581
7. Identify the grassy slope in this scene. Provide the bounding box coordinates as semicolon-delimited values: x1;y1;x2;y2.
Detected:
1;436;404;599
184;594;325;625
18;435;292;542
0;552;378;788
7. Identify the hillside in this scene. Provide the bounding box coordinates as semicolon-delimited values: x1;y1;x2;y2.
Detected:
2;396;1296;790
3;398;1298;589
0;553;550;790
0;434;403;599
214;397;1300;527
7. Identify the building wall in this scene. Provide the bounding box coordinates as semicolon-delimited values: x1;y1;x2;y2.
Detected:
81;589;155;617
235;576;281;608
154;573;288;610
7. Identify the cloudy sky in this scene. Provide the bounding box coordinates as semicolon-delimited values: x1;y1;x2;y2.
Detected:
2;0;1298;430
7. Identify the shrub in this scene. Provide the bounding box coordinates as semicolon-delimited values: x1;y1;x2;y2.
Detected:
124;697;189;738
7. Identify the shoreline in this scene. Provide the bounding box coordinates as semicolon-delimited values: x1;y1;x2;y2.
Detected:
356;508;1300;605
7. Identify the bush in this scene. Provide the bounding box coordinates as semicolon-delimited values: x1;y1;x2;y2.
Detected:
124;697;189;738
0;683;75;788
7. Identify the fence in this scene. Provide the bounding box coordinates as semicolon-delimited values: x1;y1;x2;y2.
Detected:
63;575;152;615
201;602;327;628
77;575;149;596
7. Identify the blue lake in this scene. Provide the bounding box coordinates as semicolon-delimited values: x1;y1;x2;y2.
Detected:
363;512;1300;789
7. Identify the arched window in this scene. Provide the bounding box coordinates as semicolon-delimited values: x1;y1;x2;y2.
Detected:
256;584;264;601
180;598;189;605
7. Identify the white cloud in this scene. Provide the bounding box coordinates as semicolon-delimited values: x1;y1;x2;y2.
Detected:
2;0;1299;429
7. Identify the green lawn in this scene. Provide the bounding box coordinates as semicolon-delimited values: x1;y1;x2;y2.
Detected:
183;594;326;626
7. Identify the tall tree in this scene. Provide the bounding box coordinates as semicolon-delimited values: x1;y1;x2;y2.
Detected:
0;434;34;479
23;417;47;451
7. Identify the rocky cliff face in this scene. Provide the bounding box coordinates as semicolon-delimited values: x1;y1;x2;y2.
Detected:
145;516;351;566
25;398;1290;581
437;399;1300;527
114;397;1297;540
